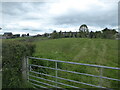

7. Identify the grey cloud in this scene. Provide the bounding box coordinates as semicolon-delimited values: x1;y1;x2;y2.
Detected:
53;4;117;28
31;29;43;31
2;2;26;15
23;17;44;21
2;2;47;19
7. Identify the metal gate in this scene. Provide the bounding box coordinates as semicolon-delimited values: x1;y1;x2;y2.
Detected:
27;56;120;89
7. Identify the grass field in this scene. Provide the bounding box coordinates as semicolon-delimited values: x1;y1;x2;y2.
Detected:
33;38;118;67
29;38;119;88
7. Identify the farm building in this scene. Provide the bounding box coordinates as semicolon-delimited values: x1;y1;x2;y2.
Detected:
62;32;78;38
3;32;13;39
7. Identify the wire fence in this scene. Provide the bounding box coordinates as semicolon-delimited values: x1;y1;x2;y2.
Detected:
27;56;120;89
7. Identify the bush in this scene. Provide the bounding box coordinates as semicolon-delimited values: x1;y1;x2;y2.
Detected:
2;40;35;88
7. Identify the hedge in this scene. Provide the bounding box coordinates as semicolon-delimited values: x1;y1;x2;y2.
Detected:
2;40;35;88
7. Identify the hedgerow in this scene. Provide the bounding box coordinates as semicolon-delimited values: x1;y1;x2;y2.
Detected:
2;40;35;88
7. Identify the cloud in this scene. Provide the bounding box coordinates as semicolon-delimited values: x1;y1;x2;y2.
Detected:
51;0;118;27
1;0;119;35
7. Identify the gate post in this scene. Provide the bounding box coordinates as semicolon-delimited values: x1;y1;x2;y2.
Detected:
26;56;29;82
55;61;58;88
22;56;28;83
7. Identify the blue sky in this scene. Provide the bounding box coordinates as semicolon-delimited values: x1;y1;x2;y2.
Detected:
0;0;119;35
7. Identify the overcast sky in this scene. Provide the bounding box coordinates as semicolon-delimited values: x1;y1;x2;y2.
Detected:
0;0;119;35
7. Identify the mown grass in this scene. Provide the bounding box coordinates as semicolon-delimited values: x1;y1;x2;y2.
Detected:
33;38;118;67
31;38;119;88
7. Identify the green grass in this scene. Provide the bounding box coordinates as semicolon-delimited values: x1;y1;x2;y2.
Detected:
2;37;119;88
30;38;119;88
33;38;118;67
3;37;117;88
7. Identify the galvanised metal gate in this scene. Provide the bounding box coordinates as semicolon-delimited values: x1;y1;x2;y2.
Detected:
27;56;120;89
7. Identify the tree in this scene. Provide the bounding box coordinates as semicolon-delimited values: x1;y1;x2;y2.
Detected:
89;31;94;38
94;31;102;38
51;30;59;39
102;28;118;39
79;24;89;38
27;33;29;36
79;31;86;38
102;28;109;38
43;33;49;37
58;31;63;38
69;31;72;37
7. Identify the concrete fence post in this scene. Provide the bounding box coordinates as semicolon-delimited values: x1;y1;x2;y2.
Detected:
22;56;27;83
27;56;29;82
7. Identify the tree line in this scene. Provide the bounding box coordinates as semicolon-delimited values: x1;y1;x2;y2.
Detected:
43;27;119;39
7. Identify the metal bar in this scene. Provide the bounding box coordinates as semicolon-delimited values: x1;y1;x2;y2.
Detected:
30;82;47;88
55;61;58;88
30;64;120;81
29;74;80;88
28;57;120;70
30;70;106;88
29;78;62;88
